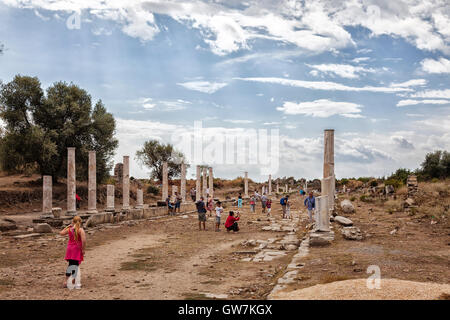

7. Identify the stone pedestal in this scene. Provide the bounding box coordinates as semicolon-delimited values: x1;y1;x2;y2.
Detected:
136;189;143;209
196;165;201;202
42;175;52;214
268;174;272;195
162;161;168;200
244;172;249;197
208;167;214;198
123;156;130;210
202;167;207;199
180;163;186;202
87;151;97;214
315;195;331;232
67;147;76;215
106;185;115;212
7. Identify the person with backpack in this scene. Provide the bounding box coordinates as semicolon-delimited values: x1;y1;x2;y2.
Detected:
196;196;207;230
280;195;288;218
304;192;315;223
249;195;256;213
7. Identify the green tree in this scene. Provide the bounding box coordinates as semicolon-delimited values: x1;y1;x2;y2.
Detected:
0;75;118;182
420;150;448;179
135;139;187;182
387;168;412;185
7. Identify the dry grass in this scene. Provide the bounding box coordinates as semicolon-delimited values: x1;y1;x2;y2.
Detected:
319;274;351;284
384;199;403;213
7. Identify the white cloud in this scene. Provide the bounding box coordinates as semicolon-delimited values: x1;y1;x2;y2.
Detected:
234;77;415;93
351;57;370;63
276;99;363;118
177;81;228;94
420;57;450;74
223;119;253;124
389;79;427;88
410;89;450;99
397;99;450;107
306;63;375;79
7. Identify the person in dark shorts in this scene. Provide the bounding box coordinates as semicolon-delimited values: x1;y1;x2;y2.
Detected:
166;196;174;215
196;196;207;230
225;211;240;233
174;192;182;213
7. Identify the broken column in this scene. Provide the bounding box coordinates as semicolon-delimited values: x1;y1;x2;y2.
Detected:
209;167;214;198
42;175;52;214
196;165;201;202
268;174;272;195
162;161;168;200
244;172;249;198
315;195;331;232
180;163;186;202
202;167;207;198
67;147;76;215
106;185;115;212
87;151;97;214
122;155;130;210
136;188;143;209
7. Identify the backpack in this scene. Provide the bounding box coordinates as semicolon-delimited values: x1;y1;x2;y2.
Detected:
280;197;286;205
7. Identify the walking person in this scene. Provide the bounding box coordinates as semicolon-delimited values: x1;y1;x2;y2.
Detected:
261;193;267;214
174;192;182;213
196;196;207;231
304;192;316;223
166;195;174;215
280;195;288;218
250;195;256;213
207;196;214;217
237;193;243;208
190;188;196;202
266;198;272;217
60;216;86;289
75;193;82;209
285;197;292;219
215;201;224;232
225;211;240;233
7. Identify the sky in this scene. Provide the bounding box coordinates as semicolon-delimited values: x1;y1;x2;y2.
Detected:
0;0;449;182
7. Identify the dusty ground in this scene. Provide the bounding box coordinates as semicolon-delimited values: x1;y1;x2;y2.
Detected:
0;177;449;300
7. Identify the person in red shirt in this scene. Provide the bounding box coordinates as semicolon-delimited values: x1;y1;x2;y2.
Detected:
225;211;240;233
75;194;81;209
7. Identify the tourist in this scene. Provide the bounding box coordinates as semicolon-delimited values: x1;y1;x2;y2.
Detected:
60;216;86;289
215;201;224;232
280;195;287;218
304;192;315;223
261;193;267;214
174;192;182;213
250;195;256;213
196;196;207;231
207;196;214;217
225;211;240;233
285;197;292;219
190;188;196;202
266;198;272;217
237;193;243;208
166;196;174;215
75;193;81;209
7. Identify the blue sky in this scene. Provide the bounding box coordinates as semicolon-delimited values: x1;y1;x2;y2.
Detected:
0;0;449;181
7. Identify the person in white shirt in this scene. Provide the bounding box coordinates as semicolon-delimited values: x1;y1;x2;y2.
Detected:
215;201;224;232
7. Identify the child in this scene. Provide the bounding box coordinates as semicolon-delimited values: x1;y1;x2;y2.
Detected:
250;196;256;213
266;198;272;217
215;201;224;232
60;216;86;289
285;198;292;219
237;193;243;208
225;211;240;233
207;196;214;217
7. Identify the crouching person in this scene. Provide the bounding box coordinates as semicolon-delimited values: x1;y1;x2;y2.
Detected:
225;211;240;233
60;216;86;289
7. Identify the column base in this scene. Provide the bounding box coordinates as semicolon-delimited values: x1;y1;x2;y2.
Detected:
135;206;143;209
66;211;77;216
105;207;115;212
87;210;98;214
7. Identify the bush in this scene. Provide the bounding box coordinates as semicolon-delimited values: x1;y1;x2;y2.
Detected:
350;196;356;201
147;185;159;195
359;194;372;202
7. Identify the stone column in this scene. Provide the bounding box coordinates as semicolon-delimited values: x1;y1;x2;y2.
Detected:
321;176;334;218
172;185;178;197
42;175;52;214
315;195;330;232
180;163;186;202
162;161;168;200
136;188;143;209
87;151;97;213
285;184;288;193
106;185;115;212
196;165;201;202
202;167;207;198
323;129;335;178
208;167;214;198
123;156;130;210
276;181;279;193
244;172;248;197
67;147;76;215
268;174;272;195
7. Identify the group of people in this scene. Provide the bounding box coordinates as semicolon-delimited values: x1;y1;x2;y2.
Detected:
247;192;272;216
196;196;240;233
165;192;183;215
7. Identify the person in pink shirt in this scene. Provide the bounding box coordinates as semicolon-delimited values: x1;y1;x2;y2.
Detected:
60;216;86;289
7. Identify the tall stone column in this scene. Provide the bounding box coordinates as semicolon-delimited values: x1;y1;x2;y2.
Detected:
321;176;334;219
202;167;207;199
106;185;115;212
43;175;52;214
67;147;76;215
136;189;143;209
180;163;186;202
244;172;248;198
87;151;97;213
276;182;279;193
268;174;272;195
162;161;168;200
209;167;214;198
123;156;130;210
323;129;335;178
196;165;201;202
285;184;288;193
315;195;330;232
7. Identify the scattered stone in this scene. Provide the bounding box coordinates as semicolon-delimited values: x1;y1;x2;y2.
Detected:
341;226;363;240
334;216;353;226
0;220;17;232
52;207;62;218
33;223;53;233
309;231;334;246
430;220;437;225
340;199;355;213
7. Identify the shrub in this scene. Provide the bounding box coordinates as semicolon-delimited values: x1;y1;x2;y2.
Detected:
360;194;372;202
147;185;159;195
350;196;356;201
